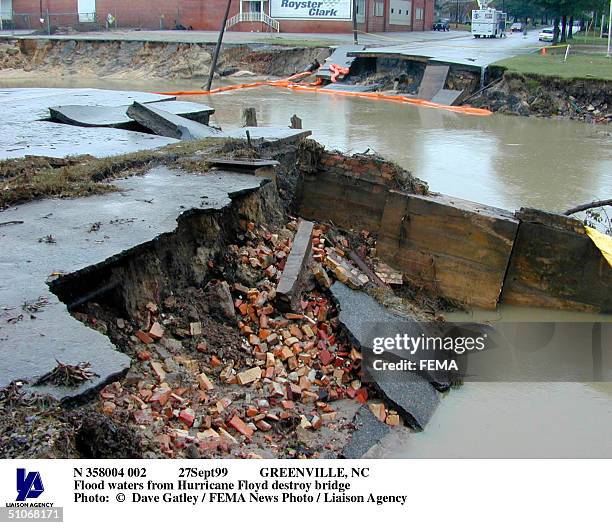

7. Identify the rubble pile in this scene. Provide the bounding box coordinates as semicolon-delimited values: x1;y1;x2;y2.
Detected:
91;219;404;459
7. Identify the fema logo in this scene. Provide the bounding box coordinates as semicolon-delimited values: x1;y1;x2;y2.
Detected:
16;469;44;501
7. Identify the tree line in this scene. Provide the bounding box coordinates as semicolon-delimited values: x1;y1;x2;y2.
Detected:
436;0;609;43
499;0;609;42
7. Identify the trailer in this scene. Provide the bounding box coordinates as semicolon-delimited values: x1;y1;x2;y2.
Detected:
471;0;507;38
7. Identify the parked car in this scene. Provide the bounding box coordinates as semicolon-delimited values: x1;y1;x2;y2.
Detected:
510;22;523;32
433;19;450;31
539;27;554;41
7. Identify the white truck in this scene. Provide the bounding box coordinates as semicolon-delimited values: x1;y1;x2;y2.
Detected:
471;0;507;38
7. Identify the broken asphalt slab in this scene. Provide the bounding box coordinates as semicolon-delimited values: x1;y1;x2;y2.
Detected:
127;101;312;145
330;282;440;430
127;101;225;140
340;405;390;459
0;88;179;159
0;165;267;400
49;100;215;129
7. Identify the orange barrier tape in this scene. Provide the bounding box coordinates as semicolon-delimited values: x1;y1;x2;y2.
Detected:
156;71;492;117
283;83;493;116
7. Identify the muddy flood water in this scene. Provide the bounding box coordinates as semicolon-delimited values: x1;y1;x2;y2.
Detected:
3;76;612;457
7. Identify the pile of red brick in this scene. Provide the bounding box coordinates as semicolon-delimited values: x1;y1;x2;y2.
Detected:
96;219;400;458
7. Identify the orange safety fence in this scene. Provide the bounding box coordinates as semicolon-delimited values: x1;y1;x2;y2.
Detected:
156;71;492;117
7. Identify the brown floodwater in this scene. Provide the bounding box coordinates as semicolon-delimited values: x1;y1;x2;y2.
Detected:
3;74;611;457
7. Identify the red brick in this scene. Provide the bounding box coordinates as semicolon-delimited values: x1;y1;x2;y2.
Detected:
135;330;153;345
228;415;253;438
179;408;195;428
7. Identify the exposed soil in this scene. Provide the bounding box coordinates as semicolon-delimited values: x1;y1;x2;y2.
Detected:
344;56;480;98
0;39;330;81
470;71;612;124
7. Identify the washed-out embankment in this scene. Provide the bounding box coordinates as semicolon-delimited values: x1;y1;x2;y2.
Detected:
469;69;612;124
0;38;330;81
2;38;610;123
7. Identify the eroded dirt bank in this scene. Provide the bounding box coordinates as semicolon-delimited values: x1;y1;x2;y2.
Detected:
470;71;612;124
0;139;441;459
0;38;330;80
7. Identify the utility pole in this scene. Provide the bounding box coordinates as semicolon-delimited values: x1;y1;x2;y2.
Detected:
352;0;358;44
456;0;459;28
607;0;612;58
206;0;233;91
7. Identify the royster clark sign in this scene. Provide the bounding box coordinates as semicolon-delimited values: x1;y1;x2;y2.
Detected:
270;0;353;20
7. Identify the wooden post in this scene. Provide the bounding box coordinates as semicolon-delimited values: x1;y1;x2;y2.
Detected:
290;114;302;129
242;107;258;127
205;0;233;91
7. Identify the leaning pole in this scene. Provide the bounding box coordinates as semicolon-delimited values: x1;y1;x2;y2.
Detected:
206;0;233;91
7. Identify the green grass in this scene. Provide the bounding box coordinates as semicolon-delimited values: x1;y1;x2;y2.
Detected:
570;32;609;46
494;52;612;80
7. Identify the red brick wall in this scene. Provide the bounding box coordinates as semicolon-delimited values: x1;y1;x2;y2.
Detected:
424;0;434;30
11;0;423;32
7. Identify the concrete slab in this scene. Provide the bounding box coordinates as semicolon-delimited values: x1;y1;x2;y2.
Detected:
0;88;179;160
349;31;543;71
0;166;267;400
417;64;450;101
276;219;314;311
430;89;464;106
127;101;224;140
127;102;312;145
49;100;215;129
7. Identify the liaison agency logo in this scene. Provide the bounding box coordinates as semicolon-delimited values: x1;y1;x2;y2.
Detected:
0;468;63;522
16;469;44;501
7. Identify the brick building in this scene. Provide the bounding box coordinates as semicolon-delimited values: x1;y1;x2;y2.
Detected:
6;0;434;33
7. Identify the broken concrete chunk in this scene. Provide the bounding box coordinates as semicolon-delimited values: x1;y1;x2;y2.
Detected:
197;372;214;391
49;101;215;129
127;101;223;140
237;366;262;386
189;322;202;337
150;361;166;382
148;322;165;340
276;219;314;311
